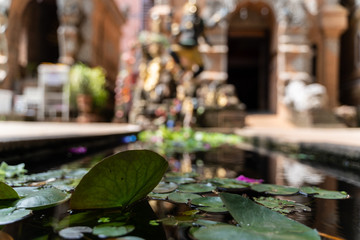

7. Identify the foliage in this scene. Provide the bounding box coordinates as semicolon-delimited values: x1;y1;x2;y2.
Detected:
69;63;108;110
138;126;243;154
0;162;27;181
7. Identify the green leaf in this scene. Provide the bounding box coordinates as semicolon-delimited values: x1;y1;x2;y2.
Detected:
192;196;227;213
220;193;320;240
70;150;168;209
191;225;248;240
300;186;349;199
168;192;201;204
165;177;196;184
178;183;216;193
206;178;249;190
153;182;177;193
251;184;299;195
92;223;134;238
0;207;32;225
15;188;70;210
0;182;19;200
58;226;92;239
254;197;311;214
148;192;169;200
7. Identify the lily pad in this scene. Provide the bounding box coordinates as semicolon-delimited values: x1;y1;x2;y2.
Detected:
153;182;177;193
168;192;201;204
251;184;299;195
165;172;198;178
0;182;19;200
192;196;227;213
58;226;92;239
254;197;311;214
300;186;349;199
15;188;70;210
0;207;32;225
165;177;196;184
70;150;168;209
220;192;320;239
92;223;134;238
178;183;216;193
13;187;38;197
191;224;248;240
207;178;249;190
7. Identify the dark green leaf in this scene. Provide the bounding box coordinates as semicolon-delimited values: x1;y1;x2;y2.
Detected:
300;186;349;199
0;182;19;200
70;150;168;209
92;223;134;238
15;188;70;210
251;184;299;195
220;192;320;239
254;197;311;214
178;183;216;193
0;207;32;225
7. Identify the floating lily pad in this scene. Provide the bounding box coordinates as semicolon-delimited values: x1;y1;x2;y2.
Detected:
178;183;216;193
58;226;92;239
207;178;249;190
148;192;169;200
168;192;201;204
15;188;70;210
70;150;168;209
191;224;247;240
165;172;198;178
251;184;299;195
153;182;177;193
220;192;320;240
0;182;19;200
192;196;227;213
165;177;196;184
254;197;311;214
156;214;197;227
300;186;349;199
0;207;32;225
13;187;38;197
92;223;134;238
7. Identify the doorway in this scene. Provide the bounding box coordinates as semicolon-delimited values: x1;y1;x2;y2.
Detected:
227;3;273;112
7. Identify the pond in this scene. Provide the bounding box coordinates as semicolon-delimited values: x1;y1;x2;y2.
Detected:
0;131;358;240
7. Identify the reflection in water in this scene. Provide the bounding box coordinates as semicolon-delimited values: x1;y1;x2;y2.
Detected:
152;145;359;240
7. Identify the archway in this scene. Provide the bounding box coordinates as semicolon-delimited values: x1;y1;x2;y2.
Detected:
227;2;274;112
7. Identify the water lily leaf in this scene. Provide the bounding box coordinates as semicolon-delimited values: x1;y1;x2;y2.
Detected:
254;197;311;214
300;186;349;199
168;192;201;204
156;214;197;227
191;224;248;240
13;187;38;197
178;183;216;193
58;226;92;239
220;192;320;239
165;177;196;184
165;172;198;178
192;196;227;213
70;150;168;209
0;182;19;200
148;192;169;200
92;223;134;238
15;188;70;210
207;178;249;190
0;207;32;225
251;184;299;195
153;182;177;193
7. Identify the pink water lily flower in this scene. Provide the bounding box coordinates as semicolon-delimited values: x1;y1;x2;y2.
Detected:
236;175;264;183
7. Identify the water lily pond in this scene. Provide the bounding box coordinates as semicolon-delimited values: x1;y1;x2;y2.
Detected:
0;128;359;240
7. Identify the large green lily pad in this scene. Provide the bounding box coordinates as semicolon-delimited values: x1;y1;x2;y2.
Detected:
70;150;168;209
15;188;70;210
0;182;19;200
220;192;320;239
92;223;134;238
192;196;227;213
0;207;32;225
168;192;201;204
254;197;311;214
153;182;177;193
300;186;349;199
178;183;216;193
251;184;299;195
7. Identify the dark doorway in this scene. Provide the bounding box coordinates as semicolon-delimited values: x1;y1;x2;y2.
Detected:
228;34;270;111
227;3;273;112
24;0;59;66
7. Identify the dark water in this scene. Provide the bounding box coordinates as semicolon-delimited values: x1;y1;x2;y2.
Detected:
2;142;360;240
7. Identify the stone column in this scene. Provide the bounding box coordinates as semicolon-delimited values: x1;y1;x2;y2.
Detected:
320;3;348;109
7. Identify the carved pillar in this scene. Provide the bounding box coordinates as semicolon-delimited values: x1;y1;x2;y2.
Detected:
56;0;81;65
320;3;348;108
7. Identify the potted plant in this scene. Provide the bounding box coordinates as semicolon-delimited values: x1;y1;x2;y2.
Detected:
69;63;108;122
